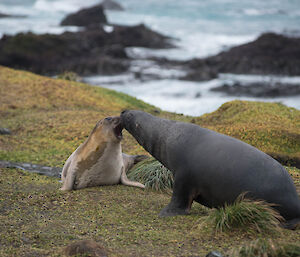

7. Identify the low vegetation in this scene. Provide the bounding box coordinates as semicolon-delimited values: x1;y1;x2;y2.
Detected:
230;238;300;257
56;71;80;82
128;158;174;191
195;100;300;167
0;66;299;256
203;195;283;234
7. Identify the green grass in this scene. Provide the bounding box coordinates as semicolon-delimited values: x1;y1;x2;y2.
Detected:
128;158;174;191
56;71;80;82
195;101;300;167
203;194;283;234
230;238;300;257
0;66;300;256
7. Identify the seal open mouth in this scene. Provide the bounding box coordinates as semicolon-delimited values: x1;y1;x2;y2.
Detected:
114;122;123;140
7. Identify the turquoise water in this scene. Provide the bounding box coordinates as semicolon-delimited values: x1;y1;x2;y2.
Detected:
1;0;300;115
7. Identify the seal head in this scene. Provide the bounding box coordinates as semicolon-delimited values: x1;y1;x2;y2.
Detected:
92;116;123;142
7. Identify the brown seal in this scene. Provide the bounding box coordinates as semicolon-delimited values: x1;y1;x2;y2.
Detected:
60;116;146;191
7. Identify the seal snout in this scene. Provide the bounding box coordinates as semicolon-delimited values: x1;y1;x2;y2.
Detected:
120;110;136;131
111;116;123;140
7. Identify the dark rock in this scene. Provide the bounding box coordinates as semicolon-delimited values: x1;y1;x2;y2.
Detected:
0;24;172;76
0;12;26;18
102;44;127;58
111;24;173;49
179;58;217;81
0;161;62;177
195;92;201;98
101;0;124;11
211;82;300;97
63;240;108;257
186;33;300;78
0;12;11;18
60;4;107;27
0;128;11;135
206;251;224;257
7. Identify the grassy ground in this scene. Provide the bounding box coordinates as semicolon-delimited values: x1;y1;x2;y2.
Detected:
0;66;300;256
195;100;300;167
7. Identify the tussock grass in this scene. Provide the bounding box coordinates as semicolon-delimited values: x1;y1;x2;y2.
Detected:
57;71;80;81
128;158;174;191
204;194;283;234
230;238;300;257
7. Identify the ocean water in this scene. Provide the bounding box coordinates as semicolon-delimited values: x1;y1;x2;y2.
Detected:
1;0;300;116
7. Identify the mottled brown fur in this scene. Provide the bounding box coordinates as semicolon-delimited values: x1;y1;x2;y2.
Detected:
61;116;145;190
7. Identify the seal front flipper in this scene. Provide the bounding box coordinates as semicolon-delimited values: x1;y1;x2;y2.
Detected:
120;167;145;189
60;170;76;191
159;173;194;217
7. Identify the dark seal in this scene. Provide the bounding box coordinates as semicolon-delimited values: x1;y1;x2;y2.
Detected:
121;110;300;229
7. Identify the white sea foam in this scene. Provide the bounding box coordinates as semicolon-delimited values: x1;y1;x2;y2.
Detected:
33;0;100;13
86;74;300;116
219;74;300;85
103;25;114;33
106;10;257;60
0;16;81;36
0;3;36;16
242;8;286;16
84;74;135;85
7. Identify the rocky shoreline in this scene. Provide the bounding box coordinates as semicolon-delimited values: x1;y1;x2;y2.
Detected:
0;2;173;76
182;33;300;81
0;3;300;97
211;82;300;97
0;23;173;76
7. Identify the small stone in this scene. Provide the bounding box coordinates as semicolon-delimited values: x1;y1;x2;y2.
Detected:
0;128;11;135
206;251;224;257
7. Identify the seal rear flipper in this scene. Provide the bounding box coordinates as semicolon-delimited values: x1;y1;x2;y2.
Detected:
122;153;149;173
133;155;149;164
120;167;145;189
159;175;193;217
281;218;300;230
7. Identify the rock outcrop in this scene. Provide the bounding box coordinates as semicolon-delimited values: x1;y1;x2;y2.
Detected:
183;33;300;80
60;4;107;27
0;24;172;76
211;82;300;97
